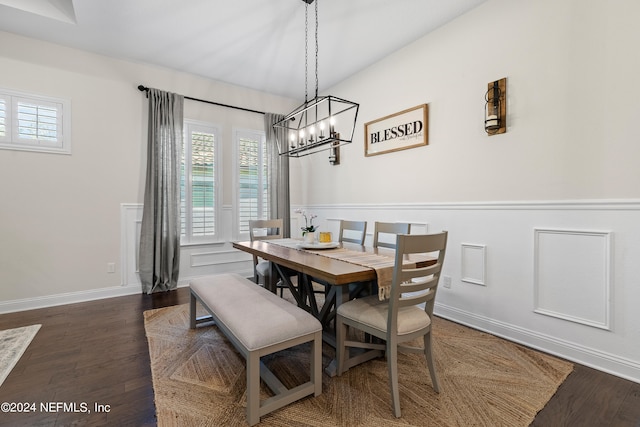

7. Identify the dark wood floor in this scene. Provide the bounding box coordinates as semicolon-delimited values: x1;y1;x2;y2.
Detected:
1;288;638;427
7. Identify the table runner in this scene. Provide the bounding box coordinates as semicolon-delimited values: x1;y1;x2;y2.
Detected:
267;239;412;299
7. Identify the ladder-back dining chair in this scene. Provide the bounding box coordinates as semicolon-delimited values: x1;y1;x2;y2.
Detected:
373;221;411;249
336;231;448;418
313;219;370;304
249;219;289;296
338;220;367;245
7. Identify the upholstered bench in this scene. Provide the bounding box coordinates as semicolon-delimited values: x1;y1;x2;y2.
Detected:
189;273;323;426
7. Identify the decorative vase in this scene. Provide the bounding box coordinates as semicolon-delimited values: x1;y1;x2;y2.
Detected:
304;232;315;244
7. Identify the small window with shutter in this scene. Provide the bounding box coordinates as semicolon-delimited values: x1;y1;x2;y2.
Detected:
0;88;70;154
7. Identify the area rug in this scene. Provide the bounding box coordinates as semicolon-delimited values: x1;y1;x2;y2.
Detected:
144;304;572;427
0;324;41;387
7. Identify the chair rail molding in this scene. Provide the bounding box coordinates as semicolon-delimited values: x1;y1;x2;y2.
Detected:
298;199;640;211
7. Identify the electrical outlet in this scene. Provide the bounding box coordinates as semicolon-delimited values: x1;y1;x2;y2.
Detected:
443;275;451;289
107;262;116;273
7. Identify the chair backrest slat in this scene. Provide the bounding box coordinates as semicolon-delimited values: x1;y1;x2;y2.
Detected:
249;219;284;242
339;220;367;245
373;222;411;249
388;232;448;325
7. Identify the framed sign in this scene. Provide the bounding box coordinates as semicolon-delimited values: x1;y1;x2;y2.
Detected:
364;104;428;157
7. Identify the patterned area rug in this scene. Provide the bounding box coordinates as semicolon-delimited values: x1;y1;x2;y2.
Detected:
0;324;41;387
144;304;573;427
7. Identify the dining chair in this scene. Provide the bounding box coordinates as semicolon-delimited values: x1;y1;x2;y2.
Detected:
338;219;371;299
249;219;290;296
335;231;448;418
310;219;369;312
373;221;411;249
338;220;367;245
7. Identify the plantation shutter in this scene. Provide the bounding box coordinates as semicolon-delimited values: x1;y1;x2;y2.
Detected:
189;130;216;237
237;131;268;235
0;96;7;141
13;97;63;148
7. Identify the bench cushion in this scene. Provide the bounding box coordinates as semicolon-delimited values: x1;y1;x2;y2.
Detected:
190;273;321;352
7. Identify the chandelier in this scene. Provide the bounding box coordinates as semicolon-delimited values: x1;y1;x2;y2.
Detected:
273;0;359;158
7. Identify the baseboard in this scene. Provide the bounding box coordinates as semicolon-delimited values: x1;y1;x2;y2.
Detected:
0;285;143;314
435;302;640;384
0;269;255;315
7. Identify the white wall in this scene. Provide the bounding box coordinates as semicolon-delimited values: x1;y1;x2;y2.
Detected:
290;0;640;383
0;31;296;308
291;0;640;203
2;0;639;384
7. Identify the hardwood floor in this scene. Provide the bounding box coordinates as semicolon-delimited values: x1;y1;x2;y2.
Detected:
1;288;639;426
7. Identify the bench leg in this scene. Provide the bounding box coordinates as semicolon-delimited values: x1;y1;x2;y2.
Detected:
247;352;261;426
312;331;322;397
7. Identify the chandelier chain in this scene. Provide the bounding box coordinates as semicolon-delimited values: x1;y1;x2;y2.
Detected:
315;0;319;99
304;2;308;103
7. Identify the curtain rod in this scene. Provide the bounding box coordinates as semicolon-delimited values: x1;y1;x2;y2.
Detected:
137;85;266;116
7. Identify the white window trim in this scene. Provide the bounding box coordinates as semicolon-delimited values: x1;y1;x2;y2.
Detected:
232;127;267;241
0;92;9;144
0;87;71;155
181;119;223;245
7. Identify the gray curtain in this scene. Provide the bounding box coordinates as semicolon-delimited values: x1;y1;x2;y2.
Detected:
139;88;184;294
264;113;291;237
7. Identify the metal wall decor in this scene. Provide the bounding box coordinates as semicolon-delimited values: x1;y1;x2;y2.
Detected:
485;78;506;135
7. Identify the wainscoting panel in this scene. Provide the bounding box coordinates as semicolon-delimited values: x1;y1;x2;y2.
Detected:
120;204;254;287
178;206;254;281
410;222;429;234
461;243;486;286
190;250;250;268
120;203;143;286
534;228;612;330
296;201;640;383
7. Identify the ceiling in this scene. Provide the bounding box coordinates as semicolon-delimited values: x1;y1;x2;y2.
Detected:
0;0;487;99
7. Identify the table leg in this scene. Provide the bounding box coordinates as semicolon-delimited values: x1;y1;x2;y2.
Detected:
324;284;350;377
299;274;319;317
265;261;278;293
273;264;303;306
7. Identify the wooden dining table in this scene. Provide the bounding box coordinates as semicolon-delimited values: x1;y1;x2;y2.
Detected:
233;239;374;326
232;238;436;375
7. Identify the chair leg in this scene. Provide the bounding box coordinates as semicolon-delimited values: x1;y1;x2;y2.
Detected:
387;338;401;417
189;292;197;329
336;316;347;376
424;332;440;393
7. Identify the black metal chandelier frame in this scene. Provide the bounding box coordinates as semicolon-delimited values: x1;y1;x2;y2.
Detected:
273;0;359;158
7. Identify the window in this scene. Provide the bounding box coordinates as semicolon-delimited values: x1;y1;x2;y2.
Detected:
181;121;221;244
0;88;71;154
235;129;268;236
